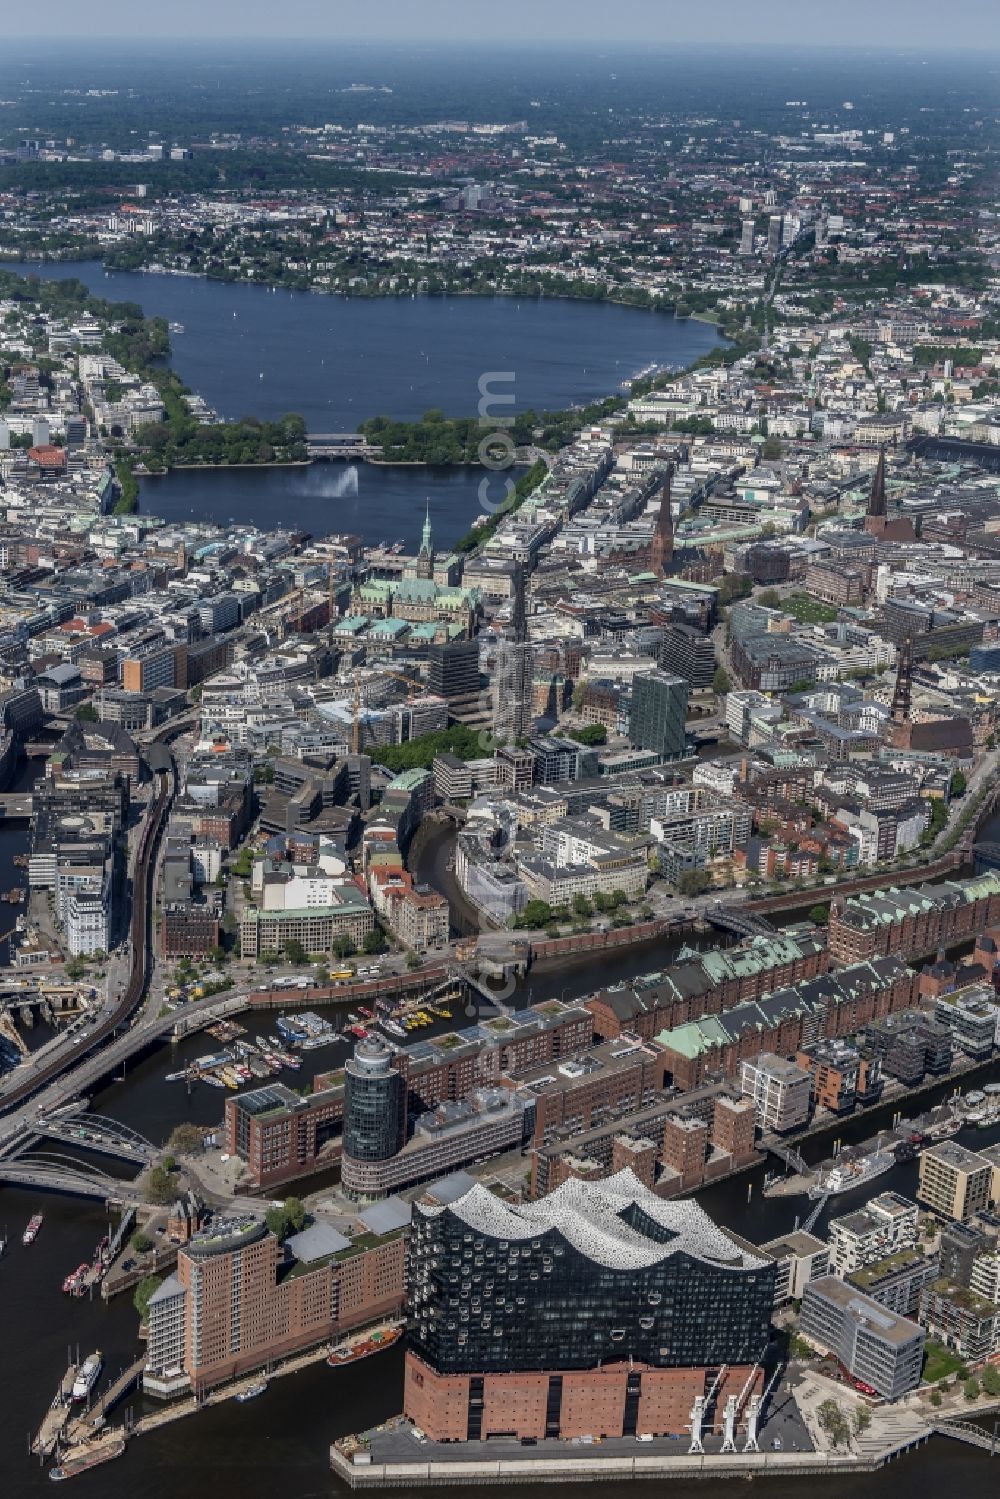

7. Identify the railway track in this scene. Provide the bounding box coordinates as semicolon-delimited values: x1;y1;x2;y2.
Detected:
0;759;172;1116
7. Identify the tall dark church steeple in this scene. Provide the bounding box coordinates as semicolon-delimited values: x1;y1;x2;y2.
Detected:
511;562;528;644
650;465;675;577
891;635;913;725
868;449;887;520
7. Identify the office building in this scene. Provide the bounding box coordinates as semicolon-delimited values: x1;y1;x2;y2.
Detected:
740;218;755;255
917;1142;992;1222
658;624;715;691
628;670;689;761
428;637;481;705
342;1038;406;1170
799;1276;924;1400
740;1054;811;1134
403;1170;774;1441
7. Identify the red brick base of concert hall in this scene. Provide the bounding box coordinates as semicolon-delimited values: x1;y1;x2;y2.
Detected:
403;1350;762;1442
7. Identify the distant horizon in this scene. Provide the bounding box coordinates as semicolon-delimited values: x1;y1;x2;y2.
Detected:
3;36;999;53
2;0;999;49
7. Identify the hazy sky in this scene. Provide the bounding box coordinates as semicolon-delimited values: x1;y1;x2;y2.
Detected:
5;0;999;46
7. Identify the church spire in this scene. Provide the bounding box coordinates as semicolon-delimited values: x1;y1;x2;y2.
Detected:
415;501;434;579
511;562;527;644
891;634;913;725
868;449;886;519
651;463;675;577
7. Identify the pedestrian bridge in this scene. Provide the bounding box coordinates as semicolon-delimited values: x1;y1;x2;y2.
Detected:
0;1151;142;1202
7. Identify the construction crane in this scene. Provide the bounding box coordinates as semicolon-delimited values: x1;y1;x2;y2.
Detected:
743;1363;781;1453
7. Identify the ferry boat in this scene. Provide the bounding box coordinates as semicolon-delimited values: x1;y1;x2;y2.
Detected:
327;1326;401;1367
71;1351;102;1402
234;1381;268;1403
62;1263;88;1295
808;1150;895;1200
49;1434;125;1481
23;1214;43;1245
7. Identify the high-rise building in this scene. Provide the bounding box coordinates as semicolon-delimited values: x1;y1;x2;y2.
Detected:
628;670;688;760
740;219;755;256
767;215;783;255
403;1170;774;1441
659;623;715;690
427;637;481;704
342;1037;406;1169
492;564;534;743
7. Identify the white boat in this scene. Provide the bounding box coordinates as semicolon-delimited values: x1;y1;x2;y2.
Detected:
808;1150;895;1200
234;1381;267;1403
72;1351;102;1402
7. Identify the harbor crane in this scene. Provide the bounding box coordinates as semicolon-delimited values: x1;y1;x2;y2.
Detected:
688;1364;727;1454
721;1363;763;1453
744;1363;782;1453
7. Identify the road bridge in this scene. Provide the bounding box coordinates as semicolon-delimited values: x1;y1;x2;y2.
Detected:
0;793;33;817
704;905;776;938
306;433;383;458
30;1106;153;1165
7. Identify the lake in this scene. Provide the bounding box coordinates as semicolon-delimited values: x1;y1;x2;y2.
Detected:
11;261;724;428
10;260;723;546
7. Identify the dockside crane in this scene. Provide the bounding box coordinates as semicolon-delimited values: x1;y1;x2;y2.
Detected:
688;1363;728;1454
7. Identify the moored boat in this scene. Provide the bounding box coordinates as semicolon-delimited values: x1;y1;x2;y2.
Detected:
71;1351;102;1402
62;1263;88;1294
807;1150;895;1200
234;1381;268;1403
327;1325;402;1367
23;1213;43;1245
49;1433;125;1480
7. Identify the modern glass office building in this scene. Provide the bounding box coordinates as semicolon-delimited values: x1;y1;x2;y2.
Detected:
628;670;689;761
343;1038;405;1163
407;1170;774;1375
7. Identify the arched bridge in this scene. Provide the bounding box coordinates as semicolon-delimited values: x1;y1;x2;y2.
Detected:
0;1150;143;1202
31;1106;153;1165
704;905;776;938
